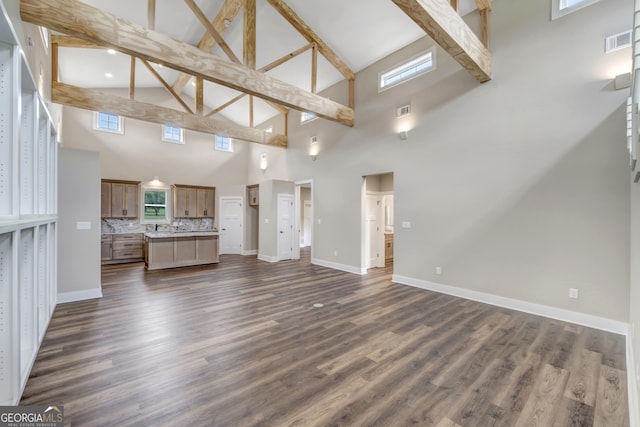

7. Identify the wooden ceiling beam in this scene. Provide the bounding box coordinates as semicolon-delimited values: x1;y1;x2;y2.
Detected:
148;0;156;30
21;0;354;126
391;0;491;83
205;93;246;118
140;59;194;114
52;82;287;147
266;0;354;81
51;35;101;49
172;0;243;94
184;0;241;64
244;0;256;70
258;43;313;73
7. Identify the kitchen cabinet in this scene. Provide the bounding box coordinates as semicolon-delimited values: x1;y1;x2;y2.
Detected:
102;233;144;264
247;185;259;206
173;185;215;218
101;234;112;261
144;232;219;270
101;182;111;218
197;188;215;217
102;179;139;218
112;233;144;260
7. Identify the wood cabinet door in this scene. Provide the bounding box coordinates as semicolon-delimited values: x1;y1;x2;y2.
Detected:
197;188;215;217
110;183;126;217
101;182;111;218
197;236;218;262
174;187;197;218
123;184;138;218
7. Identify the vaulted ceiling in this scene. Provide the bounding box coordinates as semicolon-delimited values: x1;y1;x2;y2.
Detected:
20;0;489;147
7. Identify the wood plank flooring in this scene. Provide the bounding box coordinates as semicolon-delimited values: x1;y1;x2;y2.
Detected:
21;252;629;426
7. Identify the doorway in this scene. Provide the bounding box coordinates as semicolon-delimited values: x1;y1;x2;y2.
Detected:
219;196;243;255
293;180;313;262
277;193;294;261
362;173;394;271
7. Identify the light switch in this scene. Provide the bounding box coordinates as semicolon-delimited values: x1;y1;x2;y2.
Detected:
401;221;411;229
76;221;91;230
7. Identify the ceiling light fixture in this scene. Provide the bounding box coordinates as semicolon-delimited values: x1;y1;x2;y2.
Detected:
309;136;318;160
107;49;116;55
105;72;113;78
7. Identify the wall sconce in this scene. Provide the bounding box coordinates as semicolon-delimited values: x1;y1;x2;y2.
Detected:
259;152;268;171
398;130;409;140
309;136;318;160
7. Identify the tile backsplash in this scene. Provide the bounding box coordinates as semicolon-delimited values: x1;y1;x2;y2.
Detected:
102;218;215;234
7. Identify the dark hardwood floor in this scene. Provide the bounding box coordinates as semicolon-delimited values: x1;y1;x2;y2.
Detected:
21;251;629;426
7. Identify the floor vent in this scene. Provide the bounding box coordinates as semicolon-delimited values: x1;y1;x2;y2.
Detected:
605;30;632;53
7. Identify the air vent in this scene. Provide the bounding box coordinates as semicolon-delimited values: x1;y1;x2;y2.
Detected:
310;135;317;144
396;104;411;118
605;30;632;53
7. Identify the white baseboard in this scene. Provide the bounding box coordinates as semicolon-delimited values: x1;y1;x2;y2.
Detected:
628;333;640;427
312;258;367;275
57;288;103;304
242;249;258;256
392;275;628;335
257;254;279;263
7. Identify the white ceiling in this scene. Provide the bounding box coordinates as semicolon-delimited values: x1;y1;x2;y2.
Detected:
56;0;478;127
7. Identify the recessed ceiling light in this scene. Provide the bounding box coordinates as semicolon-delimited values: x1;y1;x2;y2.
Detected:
107;49;116;55
105;72;113;78
191;81;196;87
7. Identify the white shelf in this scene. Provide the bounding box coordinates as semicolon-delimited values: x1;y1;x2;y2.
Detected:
0;7;58;406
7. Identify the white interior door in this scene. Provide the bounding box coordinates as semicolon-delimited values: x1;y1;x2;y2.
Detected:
277;194;294;261
302;201;311;247
365;195;384;268
219;197;243;255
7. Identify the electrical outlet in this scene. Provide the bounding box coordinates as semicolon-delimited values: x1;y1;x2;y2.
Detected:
333;250;338;257
435;266;442;275
569;288;579;299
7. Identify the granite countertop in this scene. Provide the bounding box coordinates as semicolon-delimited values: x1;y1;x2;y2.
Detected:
145;231;219;238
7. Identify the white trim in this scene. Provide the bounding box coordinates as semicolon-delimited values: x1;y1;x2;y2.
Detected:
312;257;367;275
628;333;640;427
241;249;257;256
392;274;628;335
57;288;103;304
257;253;279;263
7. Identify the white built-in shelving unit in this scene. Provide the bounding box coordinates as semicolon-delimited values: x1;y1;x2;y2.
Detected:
0;6;58;406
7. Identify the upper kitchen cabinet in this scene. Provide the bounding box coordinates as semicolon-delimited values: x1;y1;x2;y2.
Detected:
102;179;139;218
197;188;215;218
173;185;215;218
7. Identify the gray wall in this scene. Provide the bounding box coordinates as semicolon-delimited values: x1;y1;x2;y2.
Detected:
58;148;101;299
282;0;631;322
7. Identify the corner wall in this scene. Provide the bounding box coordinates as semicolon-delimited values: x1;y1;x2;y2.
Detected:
57;148;102;302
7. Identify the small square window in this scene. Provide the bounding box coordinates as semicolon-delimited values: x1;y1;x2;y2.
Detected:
94;112;123;134
215;135;233;152
162;125;185;144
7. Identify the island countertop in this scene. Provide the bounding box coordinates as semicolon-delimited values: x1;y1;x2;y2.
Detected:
145;231;219;238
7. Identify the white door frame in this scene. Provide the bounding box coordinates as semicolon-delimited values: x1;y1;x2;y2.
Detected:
277;193;294;261
293;180;313;261
219;196;244;255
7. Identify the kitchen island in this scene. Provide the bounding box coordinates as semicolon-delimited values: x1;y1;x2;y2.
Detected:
144;231;219;270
